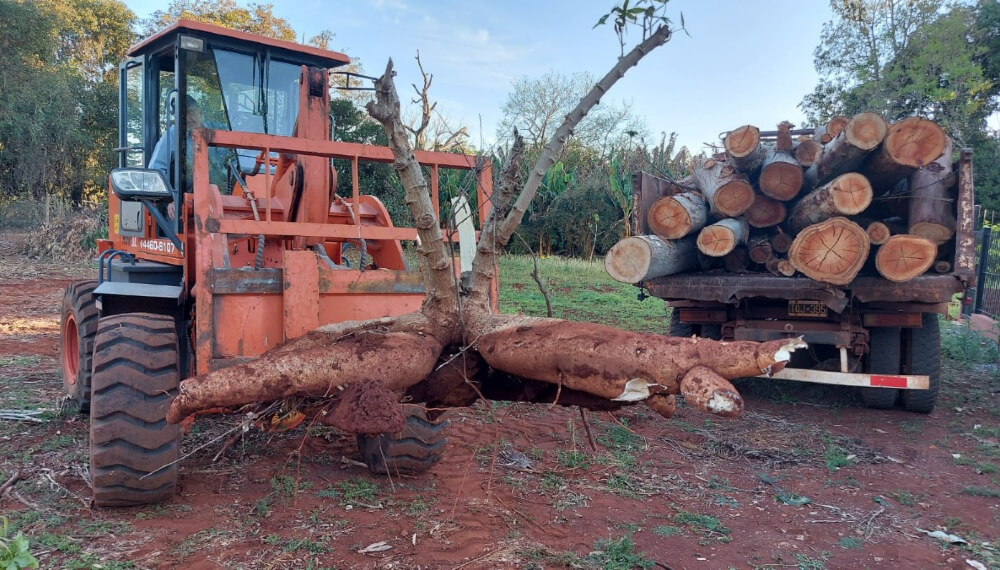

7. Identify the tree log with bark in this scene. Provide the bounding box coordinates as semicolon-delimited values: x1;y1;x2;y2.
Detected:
647;191;708;239
745;194;786;228
691;158;755;217
875;234;937;282
788;172;873;233
605;235;697;283
166;24;805;430
804;112;887;191
907;137;956;245
725;125;766;174
697;218;749;257
863;117;947;192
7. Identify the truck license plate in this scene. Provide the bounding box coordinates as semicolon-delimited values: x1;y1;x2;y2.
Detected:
788;300;828;318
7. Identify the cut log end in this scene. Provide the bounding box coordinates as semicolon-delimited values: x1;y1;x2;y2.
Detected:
746;194;787;228
789;217;870;285
845;112;888;151
829;172;874;214
604;237;652;283
875;234;937;282
698;225;739;257
794;139;822;167
724;125;761;158
759;162;804;201
776;259;796;277
827;116;848;138
934;260;952;274
884;117;948;168
647;192;706;240
908;222;954;245
714;180;755;217
866;221;891;245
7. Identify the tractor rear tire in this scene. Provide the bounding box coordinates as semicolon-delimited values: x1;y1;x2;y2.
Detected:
901;314;940;413
61;280;99;414
357;405;448;476
90;313;180;507
860;327;900;409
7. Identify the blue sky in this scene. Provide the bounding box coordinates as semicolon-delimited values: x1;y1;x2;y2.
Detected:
123;0;834;154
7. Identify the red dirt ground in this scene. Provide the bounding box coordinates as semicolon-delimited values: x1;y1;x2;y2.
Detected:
1;244;999;569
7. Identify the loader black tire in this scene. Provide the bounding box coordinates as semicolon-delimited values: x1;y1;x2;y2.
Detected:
901;314;940;414
90;313;180;507
357;405;448;476
60;280;99;414
861;327;900;409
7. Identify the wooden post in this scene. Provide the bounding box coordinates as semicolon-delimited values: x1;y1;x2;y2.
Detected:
697;218;749;257
604;235;698;284
691;158;755;217
788;217;870;285
788;172;874;233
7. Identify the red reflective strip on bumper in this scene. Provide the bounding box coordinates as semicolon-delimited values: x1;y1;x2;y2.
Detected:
870;375;908;388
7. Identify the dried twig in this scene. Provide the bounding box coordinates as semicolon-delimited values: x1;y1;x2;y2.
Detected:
0;470;21;495
0;409;46;422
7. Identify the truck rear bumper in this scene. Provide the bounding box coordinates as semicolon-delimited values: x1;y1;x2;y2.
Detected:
759;368;929;390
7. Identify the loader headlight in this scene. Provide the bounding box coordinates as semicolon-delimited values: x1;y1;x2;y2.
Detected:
109;168;173;202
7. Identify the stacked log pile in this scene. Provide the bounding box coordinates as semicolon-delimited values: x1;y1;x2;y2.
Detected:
607;114;956;286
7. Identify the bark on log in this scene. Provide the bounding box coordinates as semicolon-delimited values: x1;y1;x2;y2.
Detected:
745;194;787;228
725;125;766;174
697;218;749;257
769;228;792;254
814;116;849;144
794;138;823;167
788;217;870;285
748;235;773;264
680;366;743;418
804;113;888;190
875;234;937;282
723;246;750;272
788;172;874;233
691;158;755;217
908;137;956;245
864;117;948;192
865;221;891;245
647;191;708;239
759;148;804;200
605;235;698;284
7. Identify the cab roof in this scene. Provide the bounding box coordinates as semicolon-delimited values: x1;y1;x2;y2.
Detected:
128;19;351;69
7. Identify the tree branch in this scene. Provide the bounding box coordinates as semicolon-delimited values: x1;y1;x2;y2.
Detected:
470;24;673;293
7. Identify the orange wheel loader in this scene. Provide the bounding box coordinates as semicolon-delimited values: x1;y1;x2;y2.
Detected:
58;20;493;507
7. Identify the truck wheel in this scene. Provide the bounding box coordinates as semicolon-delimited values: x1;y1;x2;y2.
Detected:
61;280;99;413
90;313;180;507
901;314;940;413
669;311;695;337
357;405;448;475
861;327;900;409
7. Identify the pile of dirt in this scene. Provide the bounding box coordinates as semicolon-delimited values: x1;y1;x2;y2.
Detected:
17;212;105;261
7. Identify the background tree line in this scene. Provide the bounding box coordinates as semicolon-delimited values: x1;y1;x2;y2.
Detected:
2;0;999;257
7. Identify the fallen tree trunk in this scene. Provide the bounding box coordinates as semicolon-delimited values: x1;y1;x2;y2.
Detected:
864;117;948;192
788;217;870;285
745;194;787;228
759;148;804;200
875;234;937;282
908;137;956;245
697;218;749;257
804;112;887;190
692;158;755;217
725;125;766;174
647;191;708;239
165;26;803;431
788;172;873;233
605;235;697;284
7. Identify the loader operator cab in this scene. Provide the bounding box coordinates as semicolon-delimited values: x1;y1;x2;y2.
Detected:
114;19;350;239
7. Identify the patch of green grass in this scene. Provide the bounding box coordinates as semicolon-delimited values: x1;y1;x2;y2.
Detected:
898;419;924;434
264;534;330;554
606;473;639;498
962;485;1000;498
252;496;272;517
270;474;310;497
794;552;830;570
556;449;589;469
498;255;669;333
540;471;566;492
597;421;642;452
823;441;851;472
587;535;654;569
839;536;863;549
403;495;432;516
941;322;999;364
330;478;381;507
891;490;917;506
652;525;682;536
673;510;730;537
954;455;999;474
